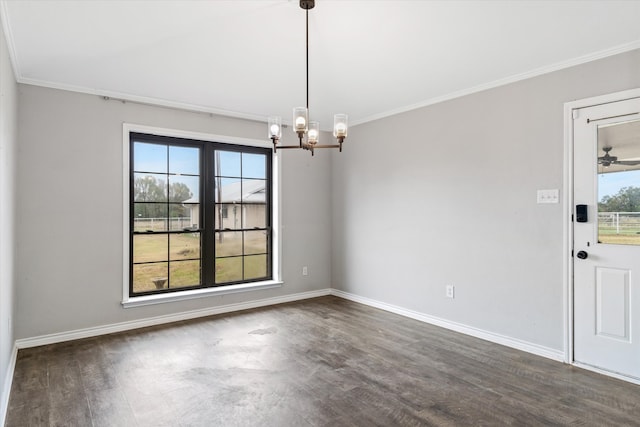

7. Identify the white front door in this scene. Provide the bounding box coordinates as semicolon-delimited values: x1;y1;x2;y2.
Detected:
573;96;640;379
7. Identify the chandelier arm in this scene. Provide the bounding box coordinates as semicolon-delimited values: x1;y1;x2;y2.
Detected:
315;142;344;152
274;145;304;150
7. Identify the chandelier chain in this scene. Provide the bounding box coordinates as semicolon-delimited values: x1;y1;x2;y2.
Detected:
306;8;309;111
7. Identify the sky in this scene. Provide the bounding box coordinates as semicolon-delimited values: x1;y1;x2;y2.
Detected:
134;142;266;199
598;169;640;201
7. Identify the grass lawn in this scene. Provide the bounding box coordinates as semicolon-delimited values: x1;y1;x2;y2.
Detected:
598;227;640;245
133;232;267;293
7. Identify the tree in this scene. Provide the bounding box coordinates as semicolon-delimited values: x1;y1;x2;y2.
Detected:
599;186;640;212
169;182;192;217
134;175;165;203
133;176;193;219
169;182;192;203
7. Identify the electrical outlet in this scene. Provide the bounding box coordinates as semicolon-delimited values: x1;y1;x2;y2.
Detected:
446;285;455;299
302;266;308;276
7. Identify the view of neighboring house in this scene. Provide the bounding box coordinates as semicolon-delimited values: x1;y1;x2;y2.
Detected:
182;179;266;229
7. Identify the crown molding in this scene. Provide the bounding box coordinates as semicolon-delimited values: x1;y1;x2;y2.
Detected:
351;40;640;127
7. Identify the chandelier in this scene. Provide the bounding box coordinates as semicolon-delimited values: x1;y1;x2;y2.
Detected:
267;0;348;156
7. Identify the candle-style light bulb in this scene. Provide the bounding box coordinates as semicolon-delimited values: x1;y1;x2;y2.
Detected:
308;121;320;144
293;107;308;135
268;116;282;140
333;114;348;139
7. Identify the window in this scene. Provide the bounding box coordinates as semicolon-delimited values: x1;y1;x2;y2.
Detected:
129;132;272;297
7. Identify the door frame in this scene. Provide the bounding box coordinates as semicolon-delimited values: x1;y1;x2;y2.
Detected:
563;87;640;384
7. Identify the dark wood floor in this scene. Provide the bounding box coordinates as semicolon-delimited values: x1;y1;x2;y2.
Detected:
5;296;640;426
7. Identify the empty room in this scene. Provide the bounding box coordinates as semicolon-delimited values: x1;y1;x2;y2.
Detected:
2;0;640;425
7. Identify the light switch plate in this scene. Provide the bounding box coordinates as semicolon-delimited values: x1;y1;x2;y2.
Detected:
537;189;559;204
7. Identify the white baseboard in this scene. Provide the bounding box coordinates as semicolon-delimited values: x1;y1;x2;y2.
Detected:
11;286;563;362
15;288;332;349
12;286;640;398
330;289;565;363
1;344;18;426
10;287;640;395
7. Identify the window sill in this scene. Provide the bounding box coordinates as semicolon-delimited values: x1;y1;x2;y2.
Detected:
122;280;283;308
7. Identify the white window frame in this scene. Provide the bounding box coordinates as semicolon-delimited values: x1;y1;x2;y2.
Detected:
122;123;282;308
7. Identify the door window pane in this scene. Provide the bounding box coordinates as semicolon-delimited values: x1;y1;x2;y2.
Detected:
597;119;640;245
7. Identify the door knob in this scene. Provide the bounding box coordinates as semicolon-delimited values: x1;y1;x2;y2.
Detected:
577;250;588;259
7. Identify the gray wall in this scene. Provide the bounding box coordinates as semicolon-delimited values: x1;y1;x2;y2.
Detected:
0;15;17;410
15;86;332;339
10;45;640;356
331;49;640;351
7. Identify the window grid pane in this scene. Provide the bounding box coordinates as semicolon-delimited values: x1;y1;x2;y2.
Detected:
244;255;268;280
169;260;201;288
133;262;169;293
131;133;271;296
132;136;202;295
212;149;269;285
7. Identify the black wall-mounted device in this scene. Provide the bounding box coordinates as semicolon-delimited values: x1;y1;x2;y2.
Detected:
576;204;588;223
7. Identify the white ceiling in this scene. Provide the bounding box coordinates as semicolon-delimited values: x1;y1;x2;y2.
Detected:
2;0;640;130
